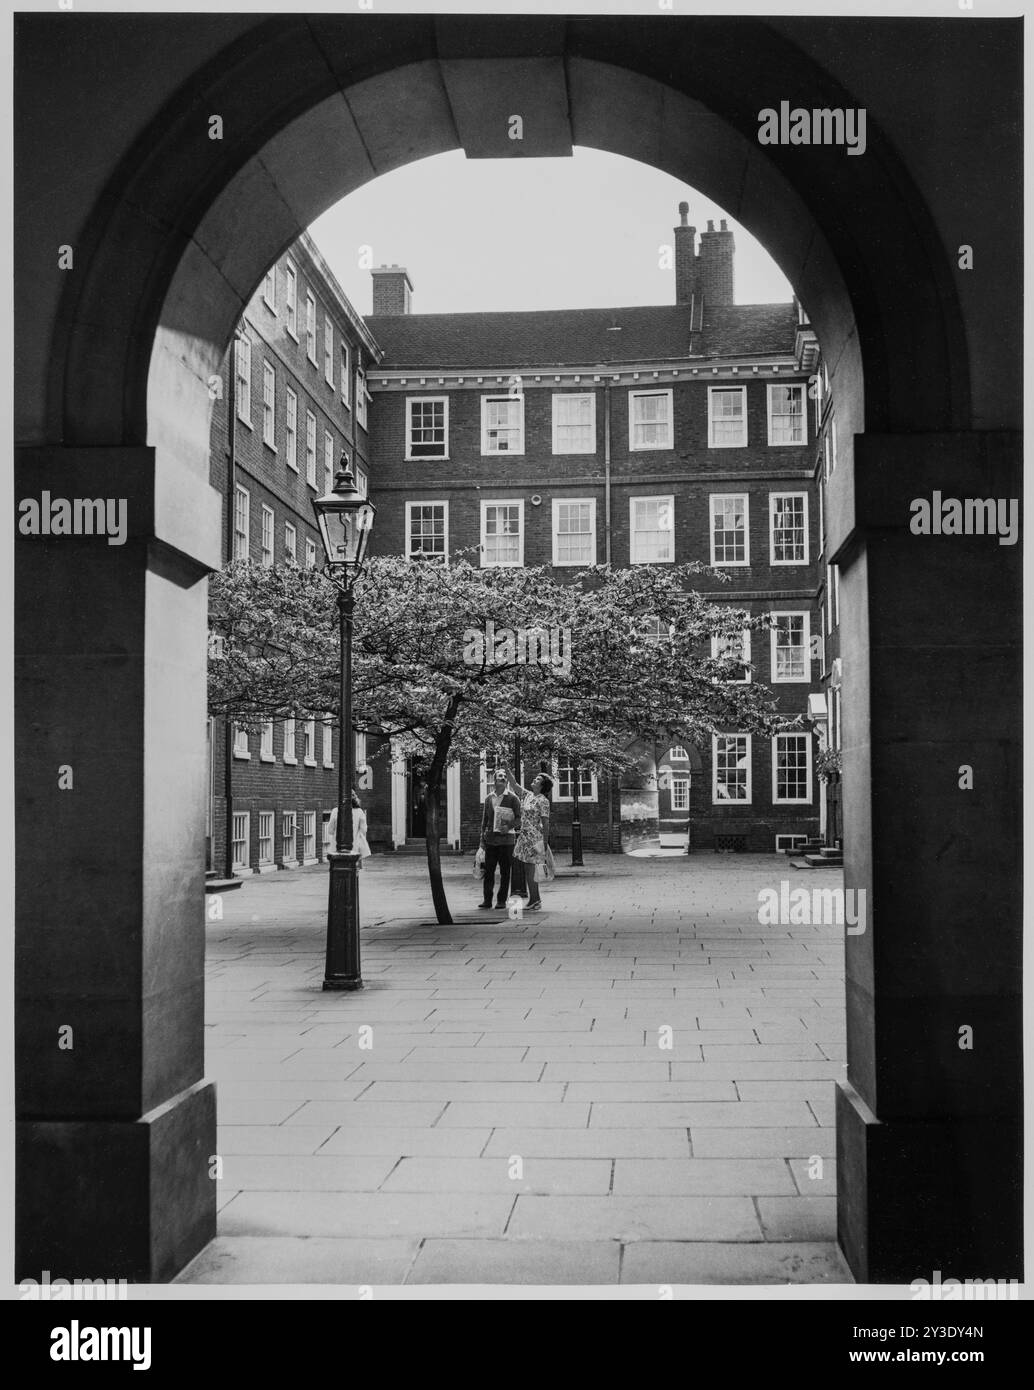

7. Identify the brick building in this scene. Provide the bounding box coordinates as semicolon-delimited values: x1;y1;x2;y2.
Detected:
207;231;381;875
360;205;823;854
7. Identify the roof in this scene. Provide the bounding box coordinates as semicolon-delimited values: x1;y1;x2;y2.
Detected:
364;302;798;371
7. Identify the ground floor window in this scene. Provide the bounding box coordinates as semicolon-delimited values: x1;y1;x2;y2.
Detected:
282;811;297;862
258;811;274;865
671;776;690;812
303;811;317;860
555;757;597;801
231;812;250;871
713;734;752;803
773;734;812;803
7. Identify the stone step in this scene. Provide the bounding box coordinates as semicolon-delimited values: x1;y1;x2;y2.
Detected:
804;852;843;867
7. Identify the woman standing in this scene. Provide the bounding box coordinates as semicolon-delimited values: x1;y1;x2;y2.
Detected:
506;769;553;910
327;790;372;866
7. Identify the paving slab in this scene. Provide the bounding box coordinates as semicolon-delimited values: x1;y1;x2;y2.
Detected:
201;852;846;1284
507;1195;762;1242
406;1239;621;1285
176;1236;421;1285
619;1241;853;1285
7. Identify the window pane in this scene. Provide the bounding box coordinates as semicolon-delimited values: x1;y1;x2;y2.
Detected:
775;734;809;801
555;501;593;563
712;496;746;563
409;504;447;561
715;736;749;800
484;504;521;564
632;498;673;562
772;494;806;562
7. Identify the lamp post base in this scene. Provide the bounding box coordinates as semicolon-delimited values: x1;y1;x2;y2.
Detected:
323;851;363;991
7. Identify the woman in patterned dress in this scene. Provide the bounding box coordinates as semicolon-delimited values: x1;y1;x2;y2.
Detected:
506;770;553;910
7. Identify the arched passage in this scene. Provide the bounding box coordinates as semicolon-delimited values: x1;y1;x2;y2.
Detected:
16;14;1019;1286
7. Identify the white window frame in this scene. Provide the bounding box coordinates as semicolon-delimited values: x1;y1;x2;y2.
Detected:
257;810;275;866
283;717;297;765
261;360;276;448
231;811;250;871
480;499;525;568
552;392;596;455
305;410;317;489
712;733;752;804
281;811;297;864
235;334;252;426
833;563;840;626
551;497;597;568
324;428;334;492
711;628;752;683
628;388;674;452
284;260;298;339
405;500;449;564
480;394;524;456
670;776;690;812
709;493;750;567
232;723;250;760
262;266;276;312
324;314;334;385
772;733;813;805
670;745;690;762
769;492;810;566
303;717;317;766
260;504;274;568
305;537;318;570
356;367;367;429
305;289;317;364
285;387;298;471
766;382;808;446
629;494;675;565
322;718;334;769
831;417;838;473
233;484;249;561
303;811;317;862
340;344;350;404
284;521;297;564
708;384;747;448
260;719;274;762
406;396;449;461
770;611;812;684
553;758;598;803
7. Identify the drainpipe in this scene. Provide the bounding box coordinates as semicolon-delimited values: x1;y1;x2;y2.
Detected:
603;380;612;566
223;338;237;878
603;379;614;849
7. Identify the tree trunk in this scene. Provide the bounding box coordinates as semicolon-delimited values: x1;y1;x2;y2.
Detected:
423;695;462;926
424;778;451;926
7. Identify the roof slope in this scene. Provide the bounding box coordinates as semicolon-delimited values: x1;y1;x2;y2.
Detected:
365;303;798;370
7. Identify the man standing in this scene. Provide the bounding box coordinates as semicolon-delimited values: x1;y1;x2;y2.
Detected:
479;768;522;909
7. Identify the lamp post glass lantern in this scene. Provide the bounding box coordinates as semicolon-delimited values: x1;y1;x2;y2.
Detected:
312;457;376;991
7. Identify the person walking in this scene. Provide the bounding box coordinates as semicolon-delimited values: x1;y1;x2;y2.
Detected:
506;769;553;910
327;790;372;867
478;768;522;909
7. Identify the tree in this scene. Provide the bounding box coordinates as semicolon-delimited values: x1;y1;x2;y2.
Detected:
208;555;795;922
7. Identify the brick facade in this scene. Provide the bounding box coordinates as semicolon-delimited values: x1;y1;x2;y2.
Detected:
207;232;380;874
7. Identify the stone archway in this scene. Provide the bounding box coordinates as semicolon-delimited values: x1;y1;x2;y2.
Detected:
16;14;1019;1284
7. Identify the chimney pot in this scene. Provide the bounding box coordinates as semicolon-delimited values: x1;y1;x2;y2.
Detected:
707;219;715;232
720;219;728;231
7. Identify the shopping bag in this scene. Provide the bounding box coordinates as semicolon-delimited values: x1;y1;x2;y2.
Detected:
541;845;556;883
473;846;486;878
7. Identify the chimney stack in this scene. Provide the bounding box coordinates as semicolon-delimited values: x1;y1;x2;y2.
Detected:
697;218;735;307
674;201;697;306
371;264;413;316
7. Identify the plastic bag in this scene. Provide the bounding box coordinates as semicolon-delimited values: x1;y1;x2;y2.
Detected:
541;845;556;883
473;846;486;878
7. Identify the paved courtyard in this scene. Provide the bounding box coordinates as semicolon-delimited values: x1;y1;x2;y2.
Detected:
178;851;851;1286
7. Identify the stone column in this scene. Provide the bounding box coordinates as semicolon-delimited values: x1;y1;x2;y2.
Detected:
827;432;1022;1283
15;446;222;1283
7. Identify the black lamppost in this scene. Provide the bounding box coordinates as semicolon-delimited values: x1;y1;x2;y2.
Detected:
312;457;376;991
570;761;584;866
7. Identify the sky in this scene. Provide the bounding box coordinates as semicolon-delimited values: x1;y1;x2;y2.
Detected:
308;147;794;318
